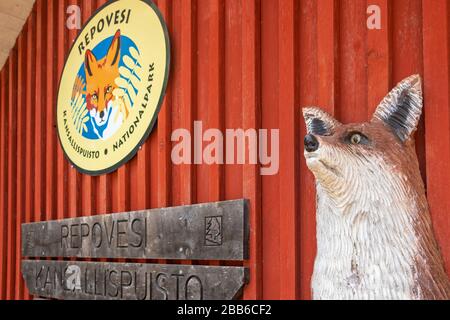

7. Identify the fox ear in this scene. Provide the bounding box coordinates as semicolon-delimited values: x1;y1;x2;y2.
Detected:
106;29;121;67
84;50;97;77
372;74;423;142
303;107;341;136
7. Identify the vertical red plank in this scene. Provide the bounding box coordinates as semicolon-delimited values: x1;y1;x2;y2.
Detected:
299;0;318;300
392;0;426;182
46;0;57;223
25;9;36;223
15;32;27;300
367;0;391;117
242;0;262;300
129;153;139;211
166;0;186;267
317;0;339;114
6;48;17;300
35;0;47;222
111;171;118;212
97;173;111;214
278;0;298;300
261;0;280;299
172;0;194;266
207;0;225;269
57;0;68;221
2;69;9;300
207;0;224;202
117;167;130;212
194;1;207;204
224;0;243;201
169;0;182;207
180;0;196;206
2;68;10;299
24;8;36;300
155;0;170;267
422;0;450;274
0;69;7;300
134;146;149;211
97;171;111;213
339;0;368;123
157;0;171;210
97;170;111;214
34;2;47;297
392;0;423;81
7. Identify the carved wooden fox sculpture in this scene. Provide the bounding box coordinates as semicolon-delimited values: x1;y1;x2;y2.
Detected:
303;75;450;300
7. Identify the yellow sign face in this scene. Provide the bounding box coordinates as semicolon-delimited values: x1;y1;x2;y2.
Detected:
57;0;170;175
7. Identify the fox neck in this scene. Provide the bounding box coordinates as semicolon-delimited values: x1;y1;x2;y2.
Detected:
312;151;450;300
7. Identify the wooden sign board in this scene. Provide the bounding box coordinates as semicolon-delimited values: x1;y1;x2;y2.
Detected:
22;260;248;300
22;199;248;261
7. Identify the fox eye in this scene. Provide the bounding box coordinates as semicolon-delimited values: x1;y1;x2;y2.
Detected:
345;132;369;145
351;134;362;144
91;93;98;101
106;86;112;94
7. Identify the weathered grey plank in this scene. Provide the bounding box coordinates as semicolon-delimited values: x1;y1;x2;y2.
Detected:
22;260;248;300
22;199;248;261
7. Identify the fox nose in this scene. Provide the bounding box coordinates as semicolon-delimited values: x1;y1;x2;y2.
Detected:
100;111;105;119
304;134;319;152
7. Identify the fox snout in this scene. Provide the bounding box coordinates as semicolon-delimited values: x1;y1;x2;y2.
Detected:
304;134;319;153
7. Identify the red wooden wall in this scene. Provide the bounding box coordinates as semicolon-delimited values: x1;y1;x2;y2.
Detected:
0;0;450;300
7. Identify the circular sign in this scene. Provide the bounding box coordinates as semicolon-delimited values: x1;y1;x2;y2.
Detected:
57;0;170;175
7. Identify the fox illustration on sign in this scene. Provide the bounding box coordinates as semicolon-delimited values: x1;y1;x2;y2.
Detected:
84;29;129;131
71;29;136;140
303;75;450;300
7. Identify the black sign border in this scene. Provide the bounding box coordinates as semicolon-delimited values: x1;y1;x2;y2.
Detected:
55;0;171;176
